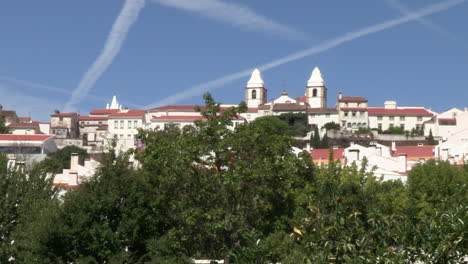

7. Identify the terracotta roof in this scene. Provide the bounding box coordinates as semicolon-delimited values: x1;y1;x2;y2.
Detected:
152;116;206;121
152;115;245;121
89;109;120;115
31;121;49;125
392;146;435;158
368;108;433;116
18;117;31;121
438;118;456;121
308;107;337;113
109;110;146;118
272;103;307;111
0;134;53;141
258;105;271;110
299;96;307;103
78;116;108;121
149;105;248;112
340;107;368;111
338;96;368;103
310;148;345;161
7;123;39;128
51;112;77;117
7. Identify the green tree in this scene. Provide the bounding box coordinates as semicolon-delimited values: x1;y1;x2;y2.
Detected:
310;125;321;149
427;129;437;145
35;145;89;173
0;118;9;134
137;93;314;263
322;121;340;131
0;153;58;263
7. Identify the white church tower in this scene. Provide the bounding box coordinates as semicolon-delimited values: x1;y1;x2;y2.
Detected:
306;66;327;108
106;95;122;110
245;68;267;108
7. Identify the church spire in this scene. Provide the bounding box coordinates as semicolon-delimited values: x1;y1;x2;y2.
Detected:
247;68;264;88
109;95;121;110
307;66;325;87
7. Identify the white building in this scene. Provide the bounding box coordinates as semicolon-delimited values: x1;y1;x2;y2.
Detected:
52;153;100;189
368;101;434;132
0;134;57;166
107;109;146;151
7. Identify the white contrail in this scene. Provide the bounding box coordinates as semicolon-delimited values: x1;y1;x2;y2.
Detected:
146;0;465;109
151;0;309;40
383;0;460;41
64;0;146;112
0;75;144;109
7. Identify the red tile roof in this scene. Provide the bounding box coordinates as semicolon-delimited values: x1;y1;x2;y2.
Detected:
149;105;251;112
89;109;120;115
368;108;433;116
51;112;77;117
31;121;49;124
152;115;206;121
109;110;146;118
308;107;338;113
18;117;31;121
438;118;456;121
7;123;39;128
299;96;307;103
152;115;245;121
338;96;368;103
272;103;307;111
0;134;53;141
77;116;108;121
310;148;345;161
392;146;435;158
340;107;368;111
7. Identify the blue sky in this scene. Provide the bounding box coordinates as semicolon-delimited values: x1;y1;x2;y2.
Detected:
0;0;467;121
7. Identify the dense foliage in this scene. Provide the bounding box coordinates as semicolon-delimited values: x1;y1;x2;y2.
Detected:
0;94;466;263
0;119;9;134
35;145;89;173
276;113;310;137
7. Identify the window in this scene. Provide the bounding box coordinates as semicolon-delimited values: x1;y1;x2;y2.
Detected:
389;124;394;128
120;121;124;129
251;90;257;99
400;116;405;121
378;124;382;130
344;112;348;117
352;112;356;117
312;89;318;97
326;113;330;118
119;134;124;139
400;124;405;130
128;120;132;129
127;134;132;140
417;116;423;121
377;116;382;121
59;117;63;122
134;120;138;128
347;123;351;128
114;120;118;129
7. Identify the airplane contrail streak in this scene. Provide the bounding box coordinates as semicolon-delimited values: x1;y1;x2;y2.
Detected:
146;0;465;109
64;0;146;112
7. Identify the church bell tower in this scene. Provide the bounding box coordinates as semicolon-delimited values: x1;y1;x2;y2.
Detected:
245;68;267;108
306;66;327;108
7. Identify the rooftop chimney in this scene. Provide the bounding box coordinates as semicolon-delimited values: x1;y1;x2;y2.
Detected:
384;101;397;109
54;109;60;114
338;91;343;99
398;154;407;174
70;153;79;173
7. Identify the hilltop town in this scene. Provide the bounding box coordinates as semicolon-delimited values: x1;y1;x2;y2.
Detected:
1;66;467;189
